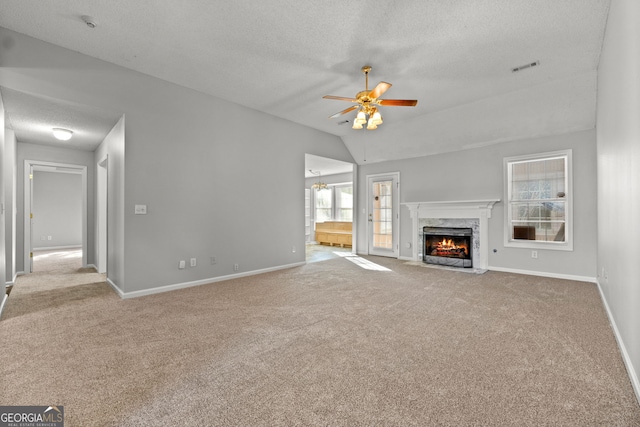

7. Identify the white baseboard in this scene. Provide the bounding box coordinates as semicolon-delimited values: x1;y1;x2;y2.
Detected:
0;293;8;320
398;256;414;261
106;278;124;298
7;272;25;286
596;279;640;407
488;266;596;283
115;262;306;299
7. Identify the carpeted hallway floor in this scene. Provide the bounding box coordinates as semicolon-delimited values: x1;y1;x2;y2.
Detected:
1;253;639;426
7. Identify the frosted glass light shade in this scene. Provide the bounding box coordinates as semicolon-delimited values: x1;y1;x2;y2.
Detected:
52;128;73;141
355;111;367;125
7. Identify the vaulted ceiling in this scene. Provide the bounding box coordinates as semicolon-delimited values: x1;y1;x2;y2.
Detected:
0;0;610;164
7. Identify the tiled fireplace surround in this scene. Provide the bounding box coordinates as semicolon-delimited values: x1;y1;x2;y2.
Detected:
402;200;499;270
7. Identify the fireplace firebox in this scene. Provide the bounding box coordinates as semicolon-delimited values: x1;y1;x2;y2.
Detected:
423;227;473;268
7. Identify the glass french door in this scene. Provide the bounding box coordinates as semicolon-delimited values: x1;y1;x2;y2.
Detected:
367;173;399;257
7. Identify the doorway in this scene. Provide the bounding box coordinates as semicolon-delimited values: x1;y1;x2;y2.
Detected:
304;154;357;261
367;172;399;258
24;160;88;273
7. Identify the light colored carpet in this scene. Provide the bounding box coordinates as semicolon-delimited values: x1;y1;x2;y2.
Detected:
17;249;106;293
1;255;638;426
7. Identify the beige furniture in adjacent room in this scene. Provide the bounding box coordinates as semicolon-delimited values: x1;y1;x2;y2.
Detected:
315;221;352;247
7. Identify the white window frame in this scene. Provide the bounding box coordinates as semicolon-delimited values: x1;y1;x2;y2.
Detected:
313;183;353;223
503;149;573;251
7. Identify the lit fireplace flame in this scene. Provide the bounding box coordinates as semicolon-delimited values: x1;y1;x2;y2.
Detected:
430;238;469;258
438;239;457;250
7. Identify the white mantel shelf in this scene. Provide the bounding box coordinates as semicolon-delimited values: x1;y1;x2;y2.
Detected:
402;200;500;269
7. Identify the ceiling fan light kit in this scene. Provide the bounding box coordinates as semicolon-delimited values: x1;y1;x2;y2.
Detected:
323;65;417;130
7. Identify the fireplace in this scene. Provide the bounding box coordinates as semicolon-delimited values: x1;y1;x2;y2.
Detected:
402;200;498;270
423;227;473;268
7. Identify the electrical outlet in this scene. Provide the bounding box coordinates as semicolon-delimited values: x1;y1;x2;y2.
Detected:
210;256;217;265
531;250;538;259
234;263;239;271
292;245;296;253
48;236;52;241
179;260;186;269
190;258;197;267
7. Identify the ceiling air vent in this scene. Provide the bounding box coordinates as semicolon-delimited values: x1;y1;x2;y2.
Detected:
512;61;539;73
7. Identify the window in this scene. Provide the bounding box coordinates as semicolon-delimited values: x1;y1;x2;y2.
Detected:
315;188;332;223
504;150;572;251
335;185;353;221
314;184;353;223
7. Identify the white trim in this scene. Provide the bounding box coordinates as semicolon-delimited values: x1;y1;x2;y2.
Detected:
6;273;18;286
488;265;595;283
24;160;89;272
110;262;306;299
596;279;640;406
106;277;124;298
402;200;499;269
503;149;573;251
0;293;8;320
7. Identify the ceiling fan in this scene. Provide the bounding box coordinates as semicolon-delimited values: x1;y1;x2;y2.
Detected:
323;65;418;130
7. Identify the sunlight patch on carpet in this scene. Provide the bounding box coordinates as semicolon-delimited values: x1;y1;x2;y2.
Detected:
35;250;82;260
344;256;391;271
333;251;355;257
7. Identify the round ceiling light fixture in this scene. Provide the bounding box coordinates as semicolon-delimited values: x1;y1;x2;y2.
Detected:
52;128;74;141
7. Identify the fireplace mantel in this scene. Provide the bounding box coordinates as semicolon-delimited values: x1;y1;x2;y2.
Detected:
402;200;499;269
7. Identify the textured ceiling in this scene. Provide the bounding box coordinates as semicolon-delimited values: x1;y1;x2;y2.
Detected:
0;87;122;151
0;0;610;164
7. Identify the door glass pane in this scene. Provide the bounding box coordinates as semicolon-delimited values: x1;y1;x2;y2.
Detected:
373;181;393;249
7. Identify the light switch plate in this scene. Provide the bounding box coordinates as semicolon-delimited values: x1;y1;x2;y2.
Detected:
134;204;147;215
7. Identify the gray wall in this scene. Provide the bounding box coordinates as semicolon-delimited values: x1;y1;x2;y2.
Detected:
357;129;597;279
0;94;5;286
596;0;640;400
1;28;354;294
32;171;82;250
94;116;125;292
3;127;17;283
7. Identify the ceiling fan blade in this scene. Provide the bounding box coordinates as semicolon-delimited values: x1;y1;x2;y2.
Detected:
328;105;358;119
323;95;358;102
378;99;418;107
368;82;392;99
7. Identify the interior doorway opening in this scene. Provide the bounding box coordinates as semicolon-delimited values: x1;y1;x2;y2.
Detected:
304;154;357;262
24;160;88;274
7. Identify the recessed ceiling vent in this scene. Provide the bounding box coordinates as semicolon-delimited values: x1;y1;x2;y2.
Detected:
512;61;539;73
